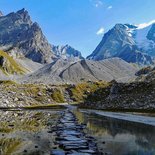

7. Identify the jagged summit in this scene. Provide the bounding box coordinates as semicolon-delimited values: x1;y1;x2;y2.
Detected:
0;8;56;63
16;8;32;24
17;8;27;14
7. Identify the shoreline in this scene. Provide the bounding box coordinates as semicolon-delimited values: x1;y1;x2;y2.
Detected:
80;109;155;127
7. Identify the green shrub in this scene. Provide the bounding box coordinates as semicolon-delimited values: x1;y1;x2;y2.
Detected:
51;89;65;103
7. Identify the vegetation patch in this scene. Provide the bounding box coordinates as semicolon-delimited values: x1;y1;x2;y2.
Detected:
0;138;21;155
0;50;27;75
51;89;65;103
0;80;17;85
68;81;109;102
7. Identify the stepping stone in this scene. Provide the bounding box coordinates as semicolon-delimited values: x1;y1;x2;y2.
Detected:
50;149;65;155
54;109;100;154
79;149;96;153
63;144;88;150
67;152;91;155
59;131;82;136
59;140;87;146
59;136;85;141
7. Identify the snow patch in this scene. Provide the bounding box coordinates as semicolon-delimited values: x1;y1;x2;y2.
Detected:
135;20;155;29
135;24;155;51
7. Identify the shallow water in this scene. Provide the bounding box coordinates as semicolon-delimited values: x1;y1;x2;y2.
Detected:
74;109;155;155
0;107;155;155
0;109;61;155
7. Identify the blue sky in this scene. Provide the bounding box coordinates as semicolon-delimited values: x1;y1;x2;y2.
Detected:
0;0;155;57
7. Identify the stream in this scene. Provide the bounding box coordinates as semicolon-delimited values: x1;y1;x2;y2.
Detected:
0;106;155;155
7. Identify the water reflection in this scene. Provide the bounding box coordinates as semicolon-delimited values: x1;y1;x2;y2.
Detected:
74;109;155;155
0;109;61;155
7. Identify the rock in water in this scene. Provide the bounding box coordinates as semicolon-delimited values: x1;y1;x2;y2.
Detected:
52;109;99;154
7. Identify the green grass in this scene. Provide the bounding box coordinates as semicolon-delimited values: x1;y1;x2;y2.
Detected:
0;112;49;133
0;80;17;85
0;50;27;75
69;81;109;102
0;138;21;155
51;89;65;103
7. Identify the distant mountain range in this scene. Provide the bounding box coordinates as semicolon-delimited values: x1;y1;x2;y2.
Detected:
87;23;155;65
0;8;155;83
51;44;84;60
1;8;155;66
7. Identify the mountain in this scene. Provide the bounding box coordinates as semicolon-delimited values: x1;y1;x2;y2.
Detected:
51;44;84;60
0;8;56;63
22;57;137;84
87;23;155;65
0;9;84;63
0;11;3;16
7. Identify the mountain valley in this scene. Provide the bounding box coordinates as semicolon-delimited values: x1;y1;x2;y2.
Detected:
0;5;155;155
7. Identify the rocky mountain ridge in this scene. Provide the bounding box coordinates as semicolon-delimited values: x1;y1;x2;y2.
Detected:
87;23;155;65
52;44;84;60
0;9;84;64
0;8;154;85
0;8;56;63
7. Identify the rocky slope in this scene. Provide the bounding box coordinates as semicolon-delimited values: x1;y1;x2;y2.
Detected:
81;67;155;110
0;81;66;107
0;49;44;80
22;57;137;84
0;9;56;63
87;23;155;65
0;79;109;107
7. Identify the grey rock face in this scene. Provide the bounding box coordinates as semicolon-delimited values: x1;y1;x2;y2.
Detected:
117;45;154;65
0;11;3;16
87;24;134;60
0;8;56;63
52;45;84;60
87;23;155;65
147;24;155;41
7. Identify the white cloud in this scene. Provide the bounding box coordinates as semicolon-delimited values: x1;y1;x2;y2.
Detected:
136;20;155;29
96;27;105;35
107;6;112;9
90;0;103;8
95;0;103;7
